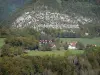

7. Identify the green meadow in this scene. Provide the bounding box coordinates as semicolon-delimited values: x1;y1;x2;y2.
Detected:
27;50;84;56
60;37;100;46
0;38;5;48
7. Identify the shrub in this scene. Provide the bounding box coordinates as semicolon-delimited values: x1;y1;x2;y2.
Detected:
85;44;96;50
1;44;11;56
5;36;39;50
1;44;23;57
55;38;61;50
85;45;99;54
1;57;34;75
40;44;52;51
5;37;23;46
76;41;85;50
63;42;68;50
0;28;10;38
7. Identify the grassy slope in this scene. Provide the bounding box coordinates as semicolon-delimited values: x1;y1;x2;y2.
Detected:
60;37;100;46
27;50;84;56
0;38;5;48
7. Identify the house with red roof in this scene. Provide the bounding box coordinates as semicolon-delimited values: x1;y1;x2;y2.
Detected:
68;42;77;50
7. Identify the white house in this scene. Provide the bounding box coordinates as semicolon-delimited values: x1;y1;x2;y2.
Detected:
68;42;77;50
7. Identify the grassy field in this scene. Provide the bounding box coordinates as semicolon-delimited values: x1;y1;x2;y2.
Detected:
27;50;84;56
60;37;100;46
27;37;100;56
0;37;99;56
0;38;5;48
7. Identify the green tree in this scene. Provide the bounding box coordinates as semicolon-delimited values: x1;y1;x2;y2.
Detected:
76;41;85;50
1;57;34;75
1;44;23;57
5;36;39;50
63;42;68;50
40;44;52;51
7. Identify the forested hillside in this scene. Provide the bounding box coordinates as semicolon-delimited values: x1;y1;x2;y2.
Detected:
1;0;100;75
0;0;100;27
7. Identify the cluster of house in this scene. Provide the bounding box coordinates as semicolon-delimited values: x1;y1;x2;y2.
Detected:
39;40;78;50
68;42;77;50
39;40;56;48
39;39;97;50
39;40;53;44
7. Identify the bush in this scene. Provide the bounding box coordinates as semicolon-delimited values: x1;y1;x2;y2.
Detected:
76;41;85;50
0;28;10;38
63;42;68;50
55;38;61;50
85;44;96;50
85;45;99;54
1;57;34;75
5;36;39;50
1;44;23;57
40;44;52;51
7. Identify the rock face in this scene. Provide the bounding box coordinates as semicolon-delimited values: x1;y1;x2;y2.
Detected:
12;6;92;30
11;0;96;30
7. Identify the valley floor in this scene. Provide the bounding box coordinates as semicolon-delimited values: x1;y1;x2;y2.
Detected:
26;50;84;56
1;37;100;57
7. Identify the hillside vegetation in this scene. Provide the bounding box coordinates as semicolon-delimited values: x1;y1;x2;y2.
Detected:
1;0;100;27
0;0;100;75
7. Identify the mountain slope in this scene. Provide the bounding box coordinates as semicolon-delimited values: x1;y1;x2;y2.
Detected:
12;7;92;30
2;0;100;28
